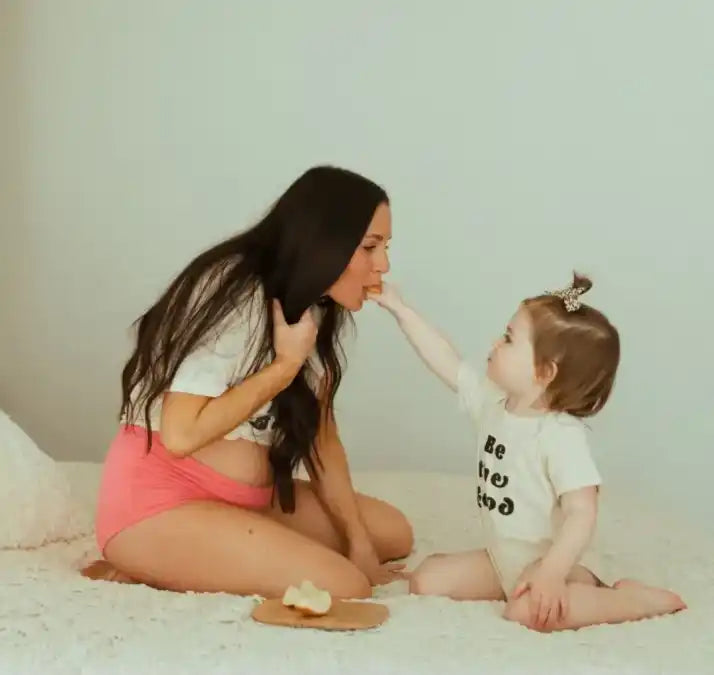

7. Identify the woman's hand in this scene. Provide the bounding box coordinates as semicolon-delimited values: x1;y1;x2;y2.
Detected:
348;537;409;587
272;300;318;371
511;560;569;630
367;281;405;315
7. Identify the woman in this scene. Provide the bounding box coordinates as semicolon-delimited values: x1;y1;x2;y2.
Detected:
84;166;413;599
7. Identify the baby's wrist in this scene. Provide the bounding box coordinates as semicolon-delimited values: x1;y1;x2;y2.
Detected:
392;300;413;322
538;555;572;580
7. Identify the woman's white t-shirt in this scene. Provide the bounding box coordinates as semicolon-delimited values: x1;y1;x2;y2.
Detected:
125;288;325;446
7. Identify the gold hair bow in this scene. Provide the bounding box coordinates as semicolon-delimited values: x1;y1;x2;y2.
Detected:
546;285;584;312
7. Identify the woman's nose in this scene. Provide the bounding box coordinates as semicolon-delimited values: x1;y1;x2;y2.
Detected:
374;247;390;274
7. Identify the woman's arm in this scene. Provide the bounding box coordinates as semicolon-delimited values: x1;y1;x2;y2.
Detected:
304;381;406;585
161;300;317;457
305;405;369;545
369;283;462;390
161;357;299;456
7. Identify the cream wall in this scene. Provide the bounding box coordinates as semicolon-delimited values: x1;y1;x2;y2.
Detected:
1;1;712;528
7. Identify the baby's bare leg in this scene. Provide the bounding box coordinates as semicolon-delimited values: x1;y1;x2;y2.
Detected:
504;577;686;632
409;550;505;601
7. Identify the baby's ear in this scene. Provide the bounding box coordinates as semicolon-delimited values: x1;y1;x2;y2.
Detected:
536;360;558;386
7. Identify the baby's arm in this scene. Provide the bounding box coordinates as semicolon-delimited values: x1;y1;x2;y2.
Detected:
511;477;599;629
516;420;602;600
539;487;598;579
369;283;461;390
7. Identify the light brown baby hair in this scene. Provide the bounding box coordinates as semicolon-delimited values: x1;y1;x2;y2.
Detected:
522;272;620;418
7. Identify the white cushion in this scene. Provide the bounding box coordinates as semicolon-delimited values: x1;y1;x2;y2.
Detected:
0;410;92;549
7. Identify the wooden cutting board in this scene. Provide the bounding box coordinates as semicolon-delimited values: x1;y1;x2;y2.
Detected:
251;598;389;631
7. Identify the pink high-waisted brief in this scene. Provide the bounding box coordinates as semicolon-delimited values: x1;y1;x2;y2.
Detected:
95;425;273;553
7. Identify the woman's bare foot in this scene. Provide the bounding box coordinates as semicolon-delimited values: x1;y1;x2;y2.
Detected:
613;578;687;614
81;559;138;584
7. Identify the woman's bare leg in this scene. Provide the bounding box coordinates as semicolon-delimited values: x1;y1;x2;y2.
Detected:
80;559;138;584
408;550;506;601
82;479;412;589
267;479;414;563
503;577;687;632
97;500;371;599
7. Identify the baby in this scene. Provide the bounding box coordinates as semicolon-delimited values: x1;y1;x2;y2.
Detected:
370;274;685;632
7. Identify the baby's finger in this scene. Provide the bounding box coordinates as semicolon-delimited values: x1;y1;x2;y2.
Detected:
530;593;542;627
537;598;552;629
543;605;556;630
559;594;569;623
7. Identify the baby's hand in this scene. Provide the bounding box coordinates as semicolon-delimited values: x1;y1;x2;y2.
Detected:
367;281;405;314
512;561;569;631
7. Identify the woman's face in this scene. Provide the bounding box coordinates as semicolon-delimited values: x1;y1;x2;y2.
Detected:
327;202;392;311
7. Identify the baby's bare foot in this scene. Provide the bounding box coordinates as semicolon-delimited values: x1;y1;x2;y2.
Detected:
613;578;687;614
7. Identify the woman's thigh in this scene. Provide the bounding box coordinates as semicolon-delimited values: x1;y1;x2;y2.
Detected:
103;500;371;599
266;479;414;562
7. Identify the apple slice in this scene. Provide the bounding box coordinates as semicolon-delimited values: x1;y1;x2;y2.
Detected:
366;282;382;294
282;580;332;617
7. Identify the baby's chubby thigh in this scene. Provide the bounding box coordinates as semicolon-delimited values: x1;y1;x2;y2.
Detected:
409;549;505;601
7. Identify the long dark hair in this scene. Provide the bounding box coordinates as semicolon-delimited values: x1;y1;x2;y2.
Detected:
120;166;389;512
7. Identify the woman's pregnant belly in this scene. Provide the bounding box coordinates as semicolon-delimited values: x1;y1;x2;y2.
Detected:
191;437;273;487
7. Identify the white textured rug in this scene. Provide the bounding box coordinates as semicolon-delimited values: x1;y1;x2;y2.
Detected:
1;462;712;675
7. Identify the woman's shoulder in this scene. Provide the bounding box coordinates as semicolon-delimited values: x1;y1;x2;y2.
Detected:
210;283;266;356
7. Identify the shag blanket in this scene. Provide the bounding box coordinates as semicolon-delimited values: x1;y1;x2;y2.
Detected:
1;462;712;674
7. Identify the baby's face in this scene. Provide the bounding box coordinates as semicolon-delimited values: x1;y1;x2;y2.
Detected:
486;305;540;397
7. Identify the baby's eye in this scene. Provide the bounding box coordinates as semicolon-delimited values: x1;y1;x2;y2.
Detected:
363;245;377;252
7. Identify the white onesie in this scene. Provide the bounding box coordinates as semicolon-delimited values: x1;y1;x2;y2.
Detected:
456;360;604;593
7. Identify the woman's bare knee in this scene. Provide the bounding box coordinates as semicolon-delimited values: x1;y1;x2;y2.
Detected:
354;492;414;562
380;506;414;562
330;568;372;599
277;481;415;563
